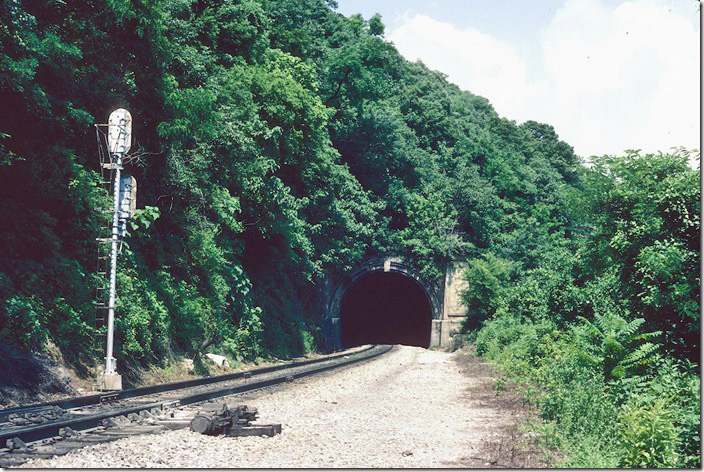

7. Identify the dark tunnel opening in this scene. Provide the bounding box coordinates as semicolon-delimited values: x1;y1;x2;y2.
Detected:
340;272;432;348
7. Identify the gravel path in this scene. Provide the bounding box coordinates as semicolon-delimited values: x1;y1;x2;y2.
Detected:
19;346;520;468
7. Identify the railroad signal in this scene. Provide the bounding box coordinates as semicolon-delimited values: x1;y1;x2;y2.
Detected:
119;174;137;218
118;174;137;238
108;108;132;154
97;108;135;391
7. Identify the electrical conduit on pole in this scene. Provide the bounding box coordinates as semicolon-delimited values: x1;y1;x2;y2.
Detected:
105;150;121;375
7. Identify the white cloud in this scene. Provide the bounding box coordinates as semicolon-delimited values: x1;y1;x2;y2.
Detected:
541;0;699;157
388;14;545;124
388;0;699;159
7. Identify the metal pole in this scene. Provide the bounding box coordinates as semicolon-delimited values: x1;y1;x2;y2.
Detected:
104;151;122;376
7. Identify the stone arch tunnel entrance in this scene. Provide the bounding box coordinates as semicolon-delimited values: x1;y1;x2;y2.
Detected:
340;271;433;348
323;257;464;350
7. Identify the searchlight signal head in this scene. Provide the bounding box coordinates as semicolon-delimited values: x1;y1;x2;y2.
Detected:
108;108;132;155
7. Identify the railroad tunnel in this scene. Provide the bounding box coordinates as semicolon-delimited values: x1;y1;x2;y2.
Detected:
339;271;433;348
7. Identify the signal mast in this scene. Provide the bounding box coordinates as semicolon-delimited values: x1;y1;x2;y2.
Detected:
95;108;136;391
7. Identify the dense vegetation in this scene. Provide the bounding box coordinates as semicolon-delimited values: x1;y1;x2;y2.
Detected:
463;150;700;467
0;0;699;466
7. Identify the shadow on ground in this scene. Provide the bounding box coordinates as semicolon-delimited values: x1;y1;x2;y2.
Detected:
0;344;76;408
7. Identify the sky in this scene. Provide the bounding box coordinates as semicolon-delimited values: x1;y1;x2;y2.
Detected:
334;0;700;160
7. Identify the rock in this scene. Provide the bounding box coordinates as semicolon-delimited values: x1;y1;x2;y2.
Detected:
205;354;229;368
180;358;195;372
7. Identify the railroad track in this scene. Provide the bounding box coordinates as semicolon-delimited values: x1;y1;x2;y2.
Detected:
0;344;392;467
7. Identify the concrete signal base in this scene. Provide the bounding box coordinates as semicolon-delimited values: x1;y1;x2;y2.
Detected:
97;373;123;391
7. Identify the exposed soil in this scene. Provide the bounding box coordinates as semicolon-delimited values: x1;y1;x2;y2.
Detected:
448;347;547;468
0;345;369;409
0;343;81;409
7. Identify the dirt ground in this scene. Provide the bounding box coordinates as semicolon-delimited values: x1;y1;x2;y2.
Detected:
0;345;368;409
449;347;548;468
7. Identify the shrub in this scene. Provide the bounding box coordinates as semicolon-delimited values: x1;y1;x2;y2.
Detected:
471;310;701;468
644;358;701;468
301;329;316;354
460;254;513;331
222;306;264;362
0;295;48;350
617;397;679;468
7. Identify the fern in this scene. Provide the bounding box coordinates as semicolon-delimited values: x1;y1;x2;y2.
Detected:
620;318;645;338
621;342;659;368
574;314;661;382
576;315;603;339
629;330;663;342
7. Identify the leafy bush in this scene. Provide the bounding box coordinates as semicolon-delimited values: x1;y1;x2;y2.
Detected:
115;268;170;365
301;330;316;354
584;150;700;358
0;295;47;350
572;314;660;382
643;358;701;468
460;254;513;331
472;311;700;468
222;306;264;363
617;397;679;468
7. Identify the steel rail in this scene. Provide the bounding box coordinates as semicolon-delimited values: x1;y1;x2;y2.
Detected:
0;345;392;448
0;345;376;423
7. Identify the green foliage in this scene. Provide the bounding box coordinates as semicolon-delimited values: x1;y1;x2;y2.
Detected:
583;150;700;356
493;375;506;391
221;306;264;363
472;310;700;468
114;266;170;364
461;254;512;330
301;330;316;354
0;7;698;468
617;397;679;468
129;205;161;231
0;294;47;350
401;193;472;281
462;147;699;466
573;314;661;382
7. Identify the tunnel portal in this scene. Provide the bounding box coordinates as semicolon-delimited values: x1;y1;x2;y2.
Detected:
340;271;432;348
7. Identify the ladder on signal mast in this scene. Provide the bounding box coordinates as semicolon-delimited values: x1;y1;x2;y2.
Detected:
93;125;122;355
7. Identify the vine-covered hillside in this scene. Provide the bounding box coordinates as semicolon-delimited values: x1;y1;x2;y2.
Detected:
1;0;584;363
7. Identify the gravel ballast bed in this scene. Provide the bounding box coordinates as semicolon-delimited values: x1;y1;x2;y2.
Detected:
19;346;519;468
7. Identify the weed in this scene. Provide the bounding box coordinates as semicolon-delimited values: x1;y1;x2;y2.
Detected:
471;312;700;468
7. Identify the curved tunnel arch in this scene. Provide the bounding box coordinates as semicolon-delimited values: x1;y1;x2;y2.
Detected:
325;257;442;349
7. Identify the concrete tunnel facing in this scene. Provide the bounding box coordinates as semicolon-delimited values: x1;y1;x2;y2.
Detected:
339;271;433;349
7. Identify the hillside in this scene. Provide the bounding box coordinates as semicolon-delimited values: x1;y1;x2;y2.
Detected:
0;1;699;467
